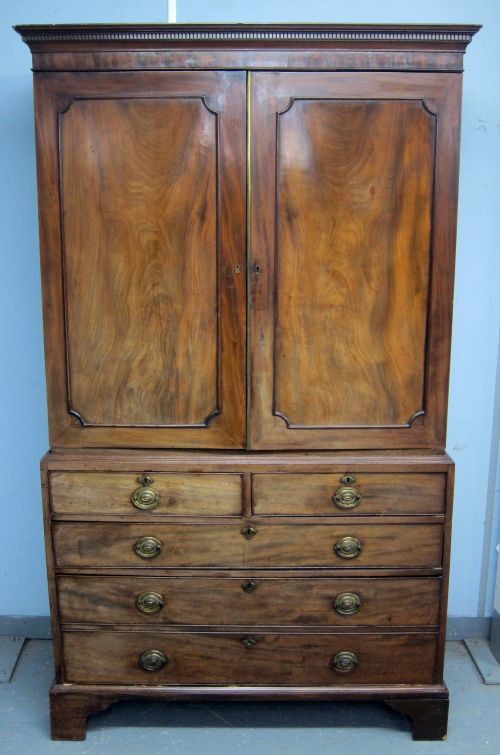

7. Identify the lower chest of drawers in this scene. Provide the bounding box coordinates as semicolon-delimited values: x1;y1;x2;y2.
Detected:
43;453;451;691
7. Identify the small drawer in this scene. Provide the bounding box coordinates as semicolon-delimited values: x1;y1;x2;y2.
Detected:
57;575;441;627
62;629;438;685
252;473;446;516
53;522;443;568
49;472;243;516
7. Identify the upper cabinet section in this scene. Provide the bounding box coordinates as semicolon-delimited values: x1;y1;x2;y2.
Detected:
33;71;246;448
17;25;479;450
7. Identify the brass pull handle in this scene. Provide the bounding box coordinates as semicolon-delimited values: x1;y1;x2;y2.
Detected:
333;486;362;509
334;536;362;559
132;473;161;510
241;526;257;540
242;636;257;649
136;591;165;614
333;592;361;615
331;651;358;673
242;580;257;593
139;649;167;671
134;536;163;559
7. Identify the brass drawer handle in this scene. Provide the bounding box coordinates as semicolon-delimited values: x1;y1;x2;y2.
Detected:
333;592;361;615
134;536;163;559
242;580;257;593
136;591;165;614
331;651;358;673
334;536;362;559
242;636;257;649
333;486;362;509
139;649;167;672
241;526;257;540
132;473;161;511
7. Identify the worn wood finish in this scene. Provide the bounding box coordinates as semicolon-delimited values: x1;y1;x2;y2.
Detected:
250;71;462;450
57;575;440;627
275;99;434;429
62;630;438;686
53;521;443;568
252;472;445;516
49;471;243;515
34;70;246;448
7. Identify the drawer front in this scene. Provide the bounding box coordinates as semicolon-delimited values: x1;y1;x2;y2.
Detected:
62;630;438;685
53;522;443;568
253;473;446;516
57;575;441;626
50;472;243;516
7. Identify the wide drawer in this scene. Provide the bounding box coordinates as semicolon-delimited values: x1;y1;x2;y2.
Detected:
252;473;446;516
62;630;438;685
53;522;443;568
57;575;441;626
49;472;243;516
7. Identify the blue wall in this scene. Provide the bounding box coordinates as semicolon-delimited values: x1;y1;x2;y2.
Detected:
1;1;498;619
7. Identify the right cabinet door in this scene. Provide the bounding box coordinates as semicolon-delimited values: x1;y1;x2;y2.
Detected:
249;72;461;450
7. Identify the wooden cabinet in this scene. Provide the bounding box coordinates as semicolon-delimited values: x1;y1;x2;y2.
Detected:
17;22;479;742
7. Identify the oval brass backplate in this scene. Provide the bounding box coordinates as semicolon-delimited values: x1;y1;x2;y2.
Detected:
333;486;362;509
334;536;362;559
331;651;358;673
333;592;361;615
139;649;167;671
136;591;165;614
134;536;163;559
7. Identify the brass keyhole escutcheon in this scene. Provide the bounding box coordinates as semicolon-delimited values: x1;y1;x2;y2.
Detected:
136;591;165;614
139;649;167;672
134;536;163;559
241;526;257;540
132;473;161;511
333;592;361;615
333;486;362;509
334;536;362;560
340;473;357;485
331;651;358;673
242;636;257;649
242;580;257;593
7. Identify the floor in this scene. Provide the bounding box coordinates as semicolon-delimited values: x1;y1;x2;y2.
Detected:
0;640;498;754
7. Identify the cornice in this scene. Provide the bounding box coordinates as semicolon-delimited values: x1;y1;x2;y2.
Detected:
14;23;480;47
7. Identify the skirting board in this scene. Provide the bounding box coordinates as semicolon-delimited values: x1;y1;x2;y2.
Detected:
0;615;492;640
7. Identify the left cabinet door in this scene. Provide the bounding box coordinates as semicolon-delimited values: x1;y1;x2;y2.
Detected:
35;72;246;448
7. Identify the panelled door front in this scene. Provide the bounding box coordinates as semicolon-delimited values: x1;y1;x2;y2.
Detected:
249;72;461;450
37;71;246;448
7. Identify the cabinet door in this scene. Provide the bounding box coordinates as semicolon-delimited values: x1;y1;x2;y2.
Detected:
249;72;461;450
36;72;246;448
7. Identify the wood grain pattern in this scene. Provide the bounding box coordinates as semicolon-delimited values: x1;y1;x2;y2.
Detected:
250;72;461;450
50;472;242;515
62;629;438;685
252;473;445;515
52;522;443;568
57;575;440;627
61;97;218;427
275;99;434;428
34;71;246;448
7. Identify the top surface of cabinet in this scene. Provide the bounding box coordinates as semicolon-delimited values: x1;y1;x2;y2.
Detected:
19;24;478;451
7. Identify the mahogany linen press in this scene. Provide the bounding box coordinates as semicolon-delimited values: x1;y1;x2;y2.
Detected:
15;22;479;740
